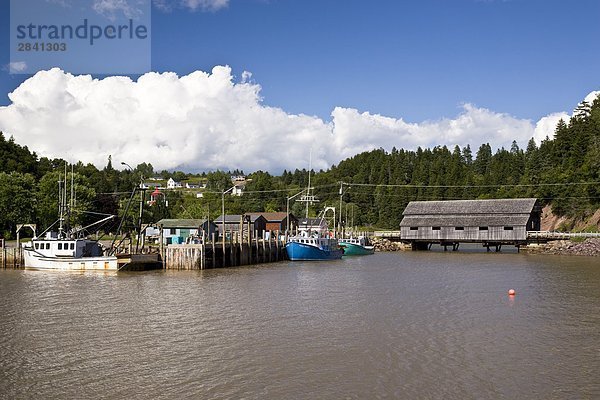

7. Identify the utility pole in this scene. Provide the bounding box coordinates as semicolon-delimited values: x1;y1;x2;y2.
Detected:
339;182;343;238
222;185;235;267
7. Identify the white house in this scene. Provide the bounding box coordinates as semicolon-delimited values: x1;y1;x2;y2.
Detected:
230;176;251;196
167;178;183;189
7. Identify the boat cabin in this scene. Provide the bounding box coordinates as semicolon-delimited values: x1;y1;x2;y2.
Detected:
31;238;103;258
340;237;369;246
288;232;338;251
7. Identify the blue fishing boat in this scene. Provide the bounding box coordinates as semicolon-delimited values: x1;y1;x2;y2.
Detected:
286;233;344;261
285;150;343;261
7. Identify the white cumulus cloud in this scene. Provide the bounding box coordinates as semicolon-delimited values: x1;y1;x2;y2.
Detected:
533;112;569;143
583;91;600;105
0;67;596;173
331;103;535;158
93;0;146;19
153;0;228;12
7;61;28;73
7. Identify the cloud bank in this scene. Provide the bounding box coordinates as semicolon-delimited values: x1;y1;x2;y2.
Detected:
0;67;594;173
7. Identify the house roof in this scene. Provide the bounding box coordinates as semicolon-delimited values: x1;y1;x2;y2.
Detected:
245;212;296;222
400;198;539;227
214;215;244;224
403;198;538;216
156;219;210;229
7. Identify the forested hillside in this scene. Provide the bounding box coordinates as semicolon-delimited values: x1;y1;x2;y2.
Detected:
0;94;598;238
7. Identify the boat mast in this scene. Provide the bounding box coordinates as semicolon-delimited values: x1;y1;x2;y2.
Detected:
306;150;311;218
58;167;66;239
58;175;63;238
297;149;319;220
57;163;74;239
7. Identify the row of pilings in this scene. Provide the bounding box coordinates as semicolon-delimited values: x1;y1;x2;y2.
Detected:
163;231;287;270
0;245;23;269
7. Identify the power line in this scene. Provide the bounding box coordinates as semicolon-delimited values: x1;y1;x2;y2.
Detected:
342;181;600;189
97;181;600;197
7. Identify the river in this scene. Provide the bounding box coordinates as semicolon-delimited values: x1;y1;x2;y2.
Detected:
1;251;598;399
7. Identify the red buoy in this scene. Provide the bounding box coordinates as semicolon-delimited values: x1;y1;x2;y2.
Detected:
508;289;516;296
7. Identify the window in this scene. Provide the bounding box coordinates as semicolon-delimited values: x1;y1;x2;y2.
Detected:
432;227;441;231
410;227;418;231
58;243;62;250
170;228;177;235
504;226;513;231
455;227;464;231
35;243;39;250
46;243;50;250
479;227;488;231
70;243;75;250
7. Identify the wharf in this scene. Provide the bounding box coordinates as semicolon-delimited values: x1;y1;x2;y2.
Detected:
0;234;287;271
1;246;22;269
163;234;286;270
117;253;162;271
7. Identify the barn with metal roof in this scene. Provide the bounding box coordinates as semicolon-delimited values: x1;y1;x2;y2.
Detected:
400;198;541;249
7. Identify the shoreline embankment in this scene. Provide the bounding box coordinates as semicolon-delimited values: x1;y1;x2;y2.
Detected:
522;238;600;257
371;237;600;256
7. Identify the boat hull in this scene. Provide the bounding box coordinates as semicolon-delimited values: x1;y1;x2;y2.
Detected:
23;250;118;271
285;242;344;261
339;242;375;256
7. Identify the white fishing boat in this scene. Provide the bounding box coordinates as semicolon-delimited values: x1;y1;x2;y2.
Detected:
22;165;117;271
23;234;117;271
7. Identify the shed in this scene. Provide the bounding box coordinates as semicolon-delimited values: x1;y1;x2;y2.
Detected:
400;198;541;245
245;212;298;233
215;215;244;236
156;219;218;244
215;214;267;237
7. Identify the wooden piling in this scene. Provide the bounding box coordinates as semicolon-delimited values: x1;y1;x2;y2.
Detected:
275;231;279;261
159;228;165;268
211;233;216;268
165;244;204;270
201;230;206;270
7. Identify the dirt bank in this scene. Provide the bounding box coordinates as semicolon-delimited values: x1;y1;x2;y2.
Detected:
541;205;600;232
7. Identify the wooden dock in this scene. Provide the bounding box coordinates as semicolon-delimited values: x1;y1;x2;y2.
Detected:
0;233;287;271
163;232;286;270
117;253;163;271
1;246;23;269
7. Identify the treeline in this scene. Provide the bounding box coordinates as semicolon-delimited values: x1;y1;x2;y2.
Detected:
0;94;598;237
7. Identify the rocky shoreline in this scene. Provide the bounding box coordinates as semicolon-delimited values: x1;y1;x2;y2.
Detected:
371;238;411;252
370;237;600;256
522;238;600;256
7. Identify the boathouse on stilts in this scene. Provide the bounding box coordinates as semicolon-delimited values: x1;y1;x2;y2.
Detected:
399;198;542;251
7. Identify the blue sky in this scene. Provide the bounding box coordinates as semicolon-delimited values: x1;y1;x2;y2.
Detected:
0;0;599;172
152;0;599;122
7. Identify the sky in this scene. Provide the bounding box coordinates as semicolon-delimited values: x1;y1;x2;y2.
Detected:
0;0;599;173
